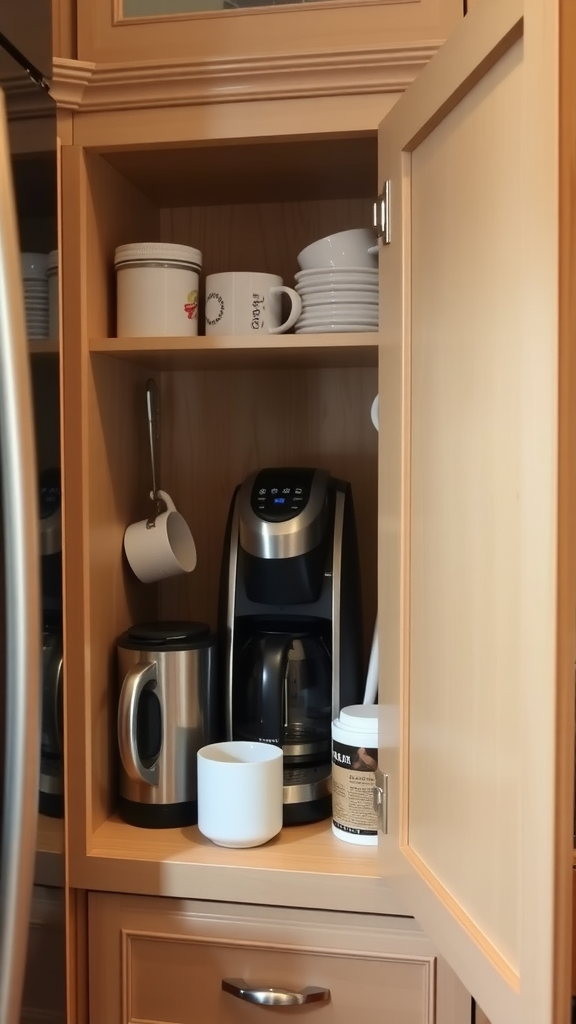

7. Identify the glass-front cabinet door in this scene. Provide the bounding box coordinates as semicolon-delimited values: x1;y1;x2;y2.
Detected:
0;2;65;1021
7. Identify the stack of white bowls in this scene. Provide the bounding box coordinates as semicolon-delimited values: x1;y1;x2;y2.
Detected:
294;228;378;334
21;252;49;340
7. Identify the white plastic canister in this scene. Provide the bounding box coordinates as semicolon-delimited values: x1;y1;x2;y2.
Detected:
331;704;378;845
47;249;59;342
114;242;202;337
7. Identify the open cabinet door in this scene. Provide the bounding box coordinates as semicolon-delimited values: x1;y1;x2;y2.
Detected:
377;0;576;1022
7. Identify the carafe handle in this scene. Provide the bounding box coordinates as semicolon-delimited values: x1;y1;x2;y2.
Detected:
117;661;160;786
258;635;289;746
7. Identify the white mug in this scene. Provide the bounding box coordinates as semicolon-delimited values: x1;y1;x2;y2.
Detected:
197;741;283;848
204;272;302;336
123;489;197;584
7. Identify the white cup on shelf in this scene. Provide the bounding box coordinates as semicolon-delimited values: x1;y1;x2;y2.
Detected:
197;740;283;848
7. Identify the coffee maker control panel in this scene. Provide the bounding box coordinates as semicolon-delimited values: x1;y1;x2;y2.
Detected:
250;468;315;522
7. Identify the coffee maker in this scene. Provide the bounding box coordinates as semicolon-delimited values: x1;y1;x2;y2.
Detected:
220;467;364;824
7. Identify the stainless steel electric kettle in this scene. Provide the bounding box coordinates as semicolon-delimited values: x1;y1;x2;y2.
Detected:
116;620;219;828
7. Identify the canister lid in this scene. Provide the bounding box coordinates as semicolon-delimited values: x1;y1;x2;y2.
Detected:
114;242;203;269
47;249;58;273
336;704;379;732
118;620;212;651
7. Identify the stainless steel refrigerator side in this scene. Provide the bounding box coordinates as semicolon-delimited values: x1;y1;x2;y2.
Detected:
0;88;41;1024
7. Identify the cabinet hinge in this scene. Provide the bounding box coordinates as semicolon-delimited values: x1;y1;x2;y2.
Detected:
373;181;391;245
373;768;389;834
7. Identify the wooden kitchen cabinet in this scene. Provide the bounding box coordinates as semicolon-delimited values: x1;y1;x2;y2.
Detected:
48;0;576;1021
58;97;390;914
88;892;470;1024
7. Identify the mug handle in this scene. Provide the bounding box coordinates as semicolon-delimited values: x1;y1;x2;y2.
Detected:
268;286;302;335
149;488;175;512
118;661;160;786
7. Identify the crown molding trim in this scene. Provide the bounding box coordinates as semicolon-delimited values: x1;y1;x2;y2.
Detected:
50;44;440;112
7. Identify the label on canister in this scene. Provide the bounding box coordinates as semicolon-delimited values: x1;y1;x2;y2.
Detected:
331;739;378;836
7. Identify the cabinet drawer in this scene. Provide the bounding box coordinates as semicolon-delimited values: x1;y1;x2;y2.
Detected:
89;893;437;1024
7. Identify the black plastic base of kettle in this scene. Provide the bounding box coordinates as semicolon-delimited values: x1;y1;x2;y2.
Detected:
118;796;198;829
283;795;332;827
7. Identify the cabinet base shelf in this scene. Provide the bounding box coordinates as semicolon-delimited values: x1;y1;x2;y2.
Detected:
71;815;405;915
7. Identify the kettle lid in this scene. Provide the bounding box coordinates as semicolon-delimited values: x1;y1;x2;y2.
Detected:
120;620;211;649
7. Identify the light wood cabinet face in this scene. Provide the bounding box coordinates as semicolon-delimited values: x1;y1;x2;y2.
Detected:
76;0;463;65
88;893;438;1024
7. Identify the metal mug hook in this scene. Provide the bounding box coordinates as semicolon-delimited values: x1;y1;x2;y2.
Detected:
146;379;164;527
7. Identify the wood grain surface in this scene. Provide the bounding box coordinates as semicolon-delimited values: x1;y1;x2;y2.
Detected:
158;364;378;659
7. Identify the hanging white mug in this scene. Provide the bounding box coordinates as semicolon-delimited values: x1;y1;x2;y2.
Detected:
123;490;197;584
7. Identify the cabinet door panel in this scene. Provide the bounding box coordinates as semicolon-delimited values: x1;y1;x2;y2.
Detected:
377;1;574;1022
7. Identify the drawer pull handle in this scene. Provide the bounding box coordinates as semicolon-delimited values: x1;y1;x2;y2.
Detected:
222;978;330;1006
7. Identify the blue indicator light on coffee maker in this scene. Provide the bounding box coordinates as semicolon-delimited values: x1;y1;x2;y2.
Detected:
274;497;285;504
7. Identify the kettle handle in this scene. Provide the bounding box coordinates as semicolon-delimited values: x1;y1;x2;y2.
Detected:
117;661;159;786
258;635;289;745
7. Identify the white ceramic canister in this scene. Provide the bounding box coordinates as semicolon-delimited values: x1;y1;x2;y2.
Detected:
331;704;378;845
47;249;59;342
114;242;202;338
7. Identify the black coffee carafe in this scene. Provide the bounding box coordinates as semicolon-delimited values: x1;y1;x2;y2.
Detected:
236;630;333;824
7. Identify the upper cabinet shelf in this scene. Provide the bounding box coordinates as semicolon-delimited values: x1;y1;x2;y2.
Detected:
90;334;378;370
100;138;377;207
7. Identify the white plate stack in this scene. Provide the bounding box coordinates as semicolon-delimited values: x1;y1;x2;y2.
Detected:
294;228;378;334
21;252;49;340
294;267;378;334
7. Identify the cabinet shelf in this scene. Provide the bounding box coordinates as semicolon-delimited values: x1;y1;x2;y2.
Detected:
29;340;59;356
90;334;378;370
76;815;404;916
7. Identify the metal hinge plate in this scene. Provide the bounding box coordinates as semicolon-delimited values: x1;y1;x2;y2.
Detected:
373;181;391;244
373;767;389;834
